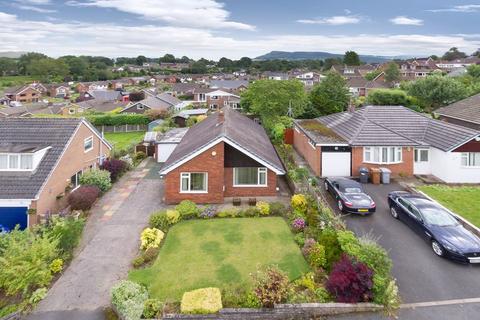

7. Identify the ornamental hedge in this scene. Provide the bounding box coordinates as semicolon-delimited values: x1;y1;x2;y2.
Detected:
86;113;149;126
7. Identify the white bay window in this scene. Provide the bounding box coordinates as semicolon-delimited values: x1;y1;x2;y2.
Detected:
363;147;402;164
180;172;208;193
461;153;480;167
233;167;267;187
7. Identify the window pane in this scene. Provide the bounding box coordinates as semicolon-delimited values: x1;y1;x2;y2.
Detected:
259;169;267;185
190;173;206;191
0;155;7;169
181;176;189;191
84;137;93;151
389;147;395;162
235;168;259;185
396;148;402;162
474;153;480;167
71;174;78;188
420;150;428;162
9;155;19;169
373;148;380;163
414;149;418;162
462;153;468;166
21;155;33;169
382;148;388;163
364;148;371;162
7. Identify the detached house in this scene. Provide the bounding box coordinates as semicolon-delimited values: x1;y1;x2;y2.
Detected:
294;105;480;183
205;90;240;110
121;93;181;114
435;93;480;131
160;108;286;204
4;85;42;104
0;118;111;230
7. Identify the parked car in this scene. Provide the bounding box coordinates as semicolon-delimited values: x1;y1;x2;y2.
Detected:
388;191;480;264
324;177;376;214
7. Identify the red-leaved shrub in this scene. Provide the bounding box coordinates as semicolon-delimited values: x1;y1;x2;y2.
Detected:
68;185;101;210
326;254;374;303
100;159;127;182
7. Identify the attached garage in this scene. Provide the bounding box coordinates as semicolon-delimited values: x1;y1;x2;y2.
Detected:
156;128;188;163
0;206;28;231
321;146;351;177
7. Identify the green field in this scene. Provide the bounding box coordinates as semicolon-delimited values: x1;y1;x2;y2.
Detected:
418;184;480;227
0;76;39;92
129;217;310;301
104;131;145;153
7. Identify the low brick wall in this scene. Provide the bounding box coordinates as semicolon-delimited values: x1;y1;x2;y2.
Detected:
163;303;383;319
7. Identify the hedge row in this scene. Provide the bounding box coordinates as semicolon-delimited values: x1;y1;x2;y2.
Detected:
86;113;150;126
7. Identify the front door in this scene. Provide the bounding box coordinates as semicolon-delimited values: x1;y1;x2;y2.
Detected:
414;148;430;175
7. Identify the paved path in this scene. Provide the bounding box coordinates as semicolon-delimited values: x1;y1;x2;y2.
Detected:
28;159;164;319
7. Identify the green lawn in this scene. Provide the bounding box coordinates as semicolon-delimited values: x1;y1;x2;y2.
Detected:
129;217;310;301
104;131;145;152
418;185;480;227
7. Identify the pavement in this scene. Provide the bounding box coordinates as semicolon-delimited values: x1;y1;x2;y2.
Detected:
27;159;164;320
325;181;480;319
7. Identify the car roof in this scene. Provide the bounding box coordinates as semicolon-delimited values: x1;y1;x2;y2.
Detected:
401;194;438;209
332;178;361;188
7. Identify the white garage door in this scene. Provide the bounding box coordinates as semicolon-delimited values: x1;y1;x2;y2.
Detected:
321;152;351;177
157;144;178;162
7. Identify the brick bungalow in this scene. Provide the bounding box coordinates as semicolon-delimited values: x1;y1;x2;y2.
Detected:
294;105;480;183
0;118;111;230
4;85;42;104
159;108;286;204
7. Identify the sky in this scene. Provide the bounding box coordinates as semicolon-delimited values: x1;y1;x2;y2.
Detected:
0;0;479;59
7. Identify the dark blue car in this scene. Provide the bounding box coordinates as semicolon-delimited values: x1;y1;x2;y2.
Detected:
388;191;480;264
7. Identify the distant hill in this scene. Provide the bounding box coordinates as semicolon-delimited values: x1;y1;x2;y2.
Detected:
255;51;410;63
0;51;26;58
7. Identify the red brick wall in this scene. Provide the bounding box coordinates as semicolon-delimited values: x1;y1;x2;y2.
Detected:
224;167;277;197
351;146;414;176
164;142;225;204
293;126;321;176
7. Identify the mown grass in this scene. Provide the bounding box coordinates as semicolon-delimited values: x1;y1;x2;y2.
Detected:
104;131;145;153
418;184;480;227
128;217;310;301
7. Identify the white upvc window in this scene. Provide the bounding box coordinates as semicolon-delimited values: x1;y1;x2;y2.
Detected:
414;149;429;162
363;147;402;164
180;172;208;193
233;167;267;187
84;136;93;152
461;153;480;167
0;153;34;170
70;170;83;190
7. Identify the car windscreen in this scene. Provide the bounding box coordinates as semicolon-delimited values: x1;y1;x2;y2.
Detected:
421;207;459;227
342;187;363;193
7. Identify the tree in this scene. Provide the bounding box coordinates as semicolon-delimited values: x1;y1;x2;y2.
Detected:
59;56;88;80
364;70;382;81
237;57;252;68
323;58;343;71
26;58;69;82
366;89;411;106
179;56;190;63
442;47;467;61
241;79;307;130
384;62;401;83
467;64;480;78
310;72;350;115
217;57;233;69
0;57;18;76
136;55;147;66
159;54;176;63
405;75;468;111
343;51;361;66
18;52;48;75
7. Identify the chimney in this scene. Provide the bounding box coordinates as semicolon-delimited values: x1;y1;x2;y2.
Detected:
217;109;224;124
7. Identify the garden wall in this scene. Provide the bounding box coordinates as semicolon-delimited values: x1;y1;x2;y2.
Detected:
163;303;383;319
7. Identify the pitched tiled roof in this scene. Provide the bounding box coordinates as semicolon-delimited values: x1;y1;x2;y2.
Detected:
160;108;285;174
435;93;480;125
0;118;82;199
299;105;479;151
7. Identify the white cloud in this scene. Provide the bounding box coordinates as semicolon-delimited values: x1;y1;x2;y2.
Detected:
428;4;480;13
390;16;424;26
66;0;255;30
297;15;361;25
14;0;52;4
0;12;479;59
16;5;57;13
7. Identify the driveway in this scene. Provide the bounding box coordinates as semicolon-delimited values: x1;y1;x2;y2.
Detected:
325;181;480;319
27;160;164;320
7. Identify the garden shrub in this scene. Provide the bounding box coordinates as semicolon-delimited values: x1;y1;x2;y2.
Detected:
252;266;289;308
87;113;149;126
243;207;260;217
175;200;200;219
45;217;85;260
142;247;160;264
50;258;63;274
326;255;374;303
149;210;179;230
143;298;163;319
68;185;100;211
100;159;128;182
166;210;180;225
198;206;217;219
256;201;270;215
132;256;145;268
217;208;239;218
293;232;305;246
318;229;343;272
293;272;316;291
180;287;223;314
336;230;360;255
140;228;164;250
79;169;112;192
308;244;326;269
111;280;148;320
291;194;307;214
301;238;317;257
133;151;147;163
291;218;306;232
269;202;286;216
0;229;58;296
29;288;48;306
221;284;248;308
314;287;331;303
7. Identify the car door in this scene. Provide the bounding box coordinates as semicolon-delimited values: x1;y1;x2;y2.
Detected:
407;205;428;238
395;197;411;223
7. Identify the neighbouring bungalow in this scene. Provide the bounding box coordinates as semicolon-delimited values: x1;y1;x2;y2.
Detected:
159;108;286;204
435;93;480;131
293;105;480;183
0;118;111;230
121;93;181;114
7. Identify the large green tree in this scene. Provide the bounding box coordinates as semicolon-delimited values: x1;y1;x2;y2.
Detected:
384;62;401;83
26;58;69;82
309;72;350;115
442;47;467;61
343;51;361;66
59;56;88;80
18;52;48;75
405;75;468;111
366;89;411;106
159;54;176;63
136;55;147;66
0;58;18;76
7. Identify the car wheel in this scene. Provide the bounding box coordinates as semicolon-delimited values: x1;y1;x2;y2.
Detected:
324;181;329;191
390;207;399;219
431;240;444;257
337;200;344;212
